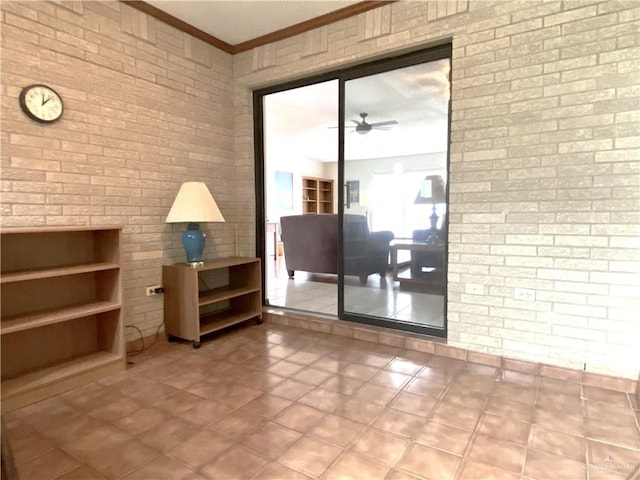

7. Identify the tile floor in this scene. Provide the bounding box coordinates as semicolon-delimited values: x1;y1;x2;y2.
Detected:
4;322;640;480
266;257;445;329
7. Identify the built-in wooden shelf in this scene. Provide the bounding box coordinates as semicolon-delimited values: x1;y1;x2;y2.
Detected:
0;226;124;412
302;176;334;214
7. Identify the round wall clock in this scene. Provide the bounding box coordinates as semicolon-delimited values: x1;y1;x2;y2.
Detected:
19;84;63;124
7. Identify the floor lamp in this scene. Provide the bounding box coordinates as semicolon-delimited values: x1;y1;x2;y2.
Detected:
414;175;446;231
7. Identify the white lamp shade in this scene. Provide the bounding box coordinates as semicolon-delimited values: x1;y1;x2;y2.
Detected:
166;182;225;223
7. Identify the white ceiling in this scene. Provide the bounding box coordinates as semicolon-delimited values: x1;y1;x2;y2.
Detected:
146;0;360;45
265;59;451;162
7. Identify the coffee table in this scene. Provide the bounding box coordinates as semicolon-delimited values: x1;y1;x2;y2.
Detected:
390;240;445;293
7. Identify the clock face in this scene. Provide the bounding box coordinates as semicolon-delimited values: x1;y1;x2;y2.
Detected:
19;84;63;123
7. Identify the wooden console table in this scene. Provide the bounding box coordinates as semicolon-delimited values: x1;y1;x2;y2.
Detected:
163;257;262;349
390;240;445;293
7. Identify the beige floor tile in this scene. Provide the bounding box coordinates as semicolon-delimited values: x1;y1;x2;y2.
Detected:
492;382;536;405
287;350;324;366
138;418;200;452
251;461;313;479
6;323;639;480
339;362;380;381
321;374;365;395
528;424;586;462
269;378;316;401
484;396;532;423
170;429;234;468
201;444;267;480
324;451;390;480
278;436;342;478
587;439;640;479
414;420;473;455
241;422;302;459
268;359;305;377
390;391;438;417
524;448;587;480
352;383;399;407
4;418;56;465
372;408;425;438
17;447;80;480
370;370;413;390
477;412;530;445
274;403;327;433
87;395;144;423
206;411;265;441
442;387;488;411
352;427;411;466
532;407;585;437
60;424;131;461
458;459;520;480
84;439;157;479
298;387;348;413
234;370;286;391
467;434;526;474
334;398;384;424
403;376;447;398
585;417;640;449
149;389;204;416
311;357;343;374
385;358;423;376
308;414;365;447
57;464;107;479
384;469;423;480
233;393;292;420
396;443;461;479
430;401;482;430
178;398;235;426
291;366;334;386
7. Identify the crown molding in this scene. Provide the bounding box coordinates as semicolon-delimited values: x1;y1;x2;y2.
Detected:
121;1;396;55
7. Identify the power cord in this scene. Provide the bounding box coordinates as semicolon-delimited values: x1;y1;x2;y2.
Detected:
125;321;164;360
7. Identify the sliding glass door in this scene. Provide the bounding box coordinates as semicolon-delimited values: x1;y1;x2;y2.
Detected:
255;44;451;338
339;47;451;336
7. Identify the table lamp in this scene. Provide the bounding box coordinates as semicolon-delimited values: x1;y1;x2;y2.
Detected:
414;175;446;230
166;182;225;266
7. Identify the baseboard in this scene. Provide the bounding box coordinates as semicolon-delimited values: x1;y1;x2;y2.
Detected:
264;308;638;394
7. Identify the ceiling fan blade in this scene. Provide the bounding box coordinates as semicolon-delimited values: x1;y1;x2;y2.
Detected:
369;120;398;127
351;119;361;126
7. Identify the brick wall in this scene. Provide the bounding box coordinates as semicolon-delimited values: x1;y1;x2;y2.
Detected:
233;0;640;379
0;1;242;340
1;0;638;379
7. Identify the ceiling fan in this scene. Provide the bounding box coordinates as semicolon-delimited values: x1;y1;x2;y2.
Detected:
331;113;398;135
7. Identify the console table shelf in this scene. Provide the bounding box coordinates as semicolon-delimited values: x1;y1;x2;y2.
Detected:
163;257;262;349
199;285;260;307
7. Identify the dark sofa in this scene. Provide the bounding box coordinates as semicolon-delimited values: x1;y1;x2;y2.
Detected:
280;214;394;284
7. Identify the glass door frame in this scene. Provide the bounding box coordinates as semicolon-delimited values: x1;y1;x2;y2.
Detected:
253;43;452;339
337;45;452;339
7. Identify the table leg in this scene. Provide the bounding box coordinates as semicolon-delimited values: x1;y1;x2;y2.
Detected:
391;246;399;281
273;230;277;261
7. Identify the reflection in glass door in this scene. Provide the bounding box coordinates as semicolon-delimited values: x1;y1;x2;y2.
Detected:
340;48;451;336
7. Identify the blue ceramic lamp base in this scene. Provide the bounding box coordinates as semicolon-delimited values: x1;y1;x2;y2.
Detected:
182;222;206;266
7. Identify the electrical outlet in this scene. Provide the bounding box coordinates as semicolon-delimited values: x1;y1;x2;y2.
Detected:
146;284;162;296
514;287;536;301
